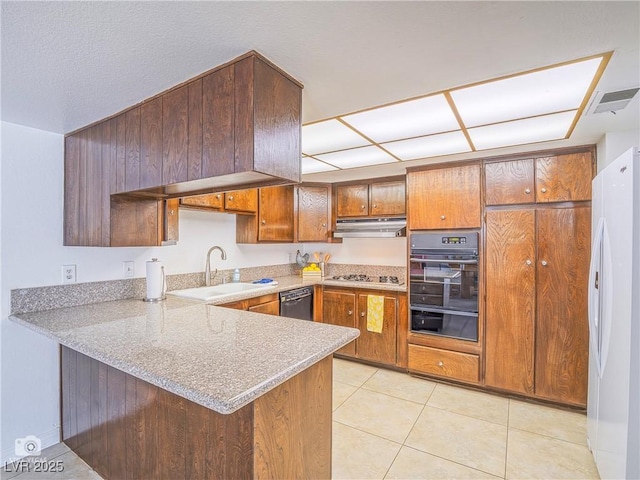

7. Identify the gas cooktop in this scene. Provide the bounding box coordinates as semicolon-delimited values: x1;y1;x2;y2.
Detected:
330;274;403;285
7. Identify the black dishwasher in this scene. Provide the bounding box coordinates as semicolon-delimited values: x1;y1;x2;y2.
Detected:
279;287;314;321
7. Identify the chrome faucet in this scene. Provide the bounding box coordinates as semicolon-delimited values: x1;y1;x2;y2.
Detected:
205;246;227;286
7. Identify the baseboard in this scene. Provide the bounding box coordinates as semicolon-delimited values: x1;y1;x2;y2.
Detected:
1;425;60;467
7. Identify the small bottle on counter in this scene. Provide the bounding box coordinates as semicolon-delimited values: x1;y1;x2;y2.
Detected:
232;268;241;283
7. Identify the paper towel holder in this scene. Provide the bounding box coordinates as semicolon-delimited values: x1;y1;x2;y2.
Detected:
143;259;167;302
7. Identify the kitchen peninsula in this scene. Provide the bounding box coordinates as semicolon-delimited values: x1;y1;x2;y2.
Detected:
10;296;359;479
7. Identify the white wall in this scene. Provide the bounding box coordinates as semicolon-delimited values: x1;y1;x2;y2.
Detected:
0;121;406;463
597;128;640;171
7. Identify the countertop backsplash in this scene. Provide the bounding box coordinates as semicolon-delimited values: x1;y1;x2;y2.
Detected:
11;263;406;314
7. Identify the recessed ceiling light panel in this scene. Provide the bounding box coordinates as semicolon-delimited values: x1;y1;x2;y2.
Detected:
382;131;471;160
301;157;339;174
468;111;576;150
301;119;370;155
341;95;460;143
314;146;397;169
451;57;603;127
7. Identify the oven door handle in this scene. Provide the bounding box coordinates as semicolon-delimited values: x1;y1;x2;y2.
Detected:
410;305;479;317
410;258;478;264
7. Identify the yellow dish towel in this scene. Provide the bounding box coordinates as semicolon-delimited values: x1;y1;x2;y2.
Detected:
367;295;385;333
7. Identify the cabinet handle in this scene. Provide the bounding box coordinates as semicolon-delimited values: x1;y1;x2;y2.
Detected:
525;259;532;266
348;310;353;315
361;205;366;209
169;209;175;216
360;312;365;317
373;204;378;208
228;195;234;201
540;188;547;194
440;215;446;220
438;361;444;367
261;219;266;225
541;260;548;266
524;188;531;194
322;223;327;227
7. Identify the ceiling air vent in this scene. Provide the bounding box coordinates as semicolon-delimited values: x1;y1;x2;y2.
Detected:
590;88;639;114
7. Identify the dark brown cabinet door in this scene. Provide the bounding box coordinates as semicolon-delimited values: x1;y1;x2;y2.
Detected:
298;185;330;242
225;189;258;213
322;291;357;356
484;159;535;205
536;152;593;203
356;294;397;365
484;209;536;394
337;185;369;217
535;206;590;406
258;186;294;242
140;97;163;189
162;85;189;185
202;65;235;178
370;180;405;216
408;164;481;230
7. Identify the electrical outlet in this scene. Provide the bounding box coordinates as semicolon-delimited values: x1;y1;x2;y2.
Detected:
123;261;135;278
62;265;76;284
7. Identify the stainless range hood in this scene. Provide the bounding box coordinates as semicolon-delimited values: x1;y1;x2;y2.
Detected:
334;217;407;238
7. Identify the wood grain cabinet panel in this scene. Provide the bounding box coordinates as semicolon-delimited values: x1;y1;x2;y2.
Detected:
180;193;224;210
322;290;357;356
535;206;590;405
259;186;294;242
370;180;406;216
140;97;163;189
225;189;258;213
297;185;330;242
248;299;280;316
202;64;235;178
162;85;189;185
408;164;481;230
485;159;535;205
408;344;479;383
336;184;369;217
536;152;593;203
357;294;397;365
484;209;536;394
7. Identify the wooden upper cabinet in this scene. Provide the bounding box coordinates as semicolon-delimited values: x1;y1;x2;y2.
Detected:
259;186;294;242
180;193;224;210
336;178;405;218
225;189;257;214
297;185;330;242
337;184;369;217
536;152;593;203
202;64;235;178
162;85;189;185
370;180;405;216
535;206;590;405
485;159;535;205
408;164;481;230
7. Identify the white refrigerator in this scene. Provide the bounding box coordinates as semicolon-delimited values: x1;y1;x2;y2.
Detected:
588;147;640;480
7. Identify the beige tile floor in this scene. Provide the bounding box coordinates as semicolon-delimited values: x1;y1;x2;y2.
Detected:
2;357;600;480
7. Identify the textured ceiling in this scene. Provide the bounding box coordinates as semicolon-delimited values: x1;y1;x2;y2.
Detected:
2;1;639;179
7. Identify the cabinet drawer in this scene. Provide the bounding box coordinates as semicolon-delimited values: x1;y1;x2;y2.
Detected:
408;344;479;383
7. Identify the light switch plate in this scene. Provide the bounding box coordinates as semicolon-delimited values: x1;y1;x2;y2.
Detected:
62;265;76;284
123;261;134;278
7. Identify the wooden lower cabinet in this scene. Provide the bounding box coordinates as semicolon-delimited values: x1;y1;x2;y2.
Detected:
220;293;280;315
408;344;479;384
61;347;332;480
321;287;405;367
484;206;590;406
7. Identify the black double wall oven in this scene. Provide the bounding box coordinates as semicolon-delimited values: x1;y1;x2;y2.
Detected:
409;231;479;342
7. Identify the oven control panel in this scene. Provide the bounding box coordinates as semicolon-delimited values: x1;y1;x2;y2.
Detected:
441;236;467;244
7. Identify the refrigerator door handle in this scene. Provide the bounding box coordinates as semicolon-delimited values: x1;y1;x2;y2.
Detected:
588;217;605;377
598;219;614;378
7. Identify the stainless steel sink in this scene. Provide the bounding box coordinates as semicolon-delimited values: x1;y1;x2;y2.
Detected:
167;282;273;302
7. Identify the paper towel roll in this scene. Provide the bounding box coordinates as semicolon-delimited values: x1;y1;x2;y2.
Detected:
145;258;165;301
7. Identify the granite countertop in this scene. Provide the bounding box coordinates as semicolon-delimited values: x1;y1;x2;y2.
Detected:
10;297;359;414
198;274;406;307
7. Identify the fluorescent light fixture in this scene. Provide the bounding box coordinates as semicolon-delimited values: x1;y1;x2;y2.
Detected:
382;131;471;160
314;146;397;169
451;57;603;127
341;94;460;143
301;156;339;174
302;119;370;155
468;111;576;150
